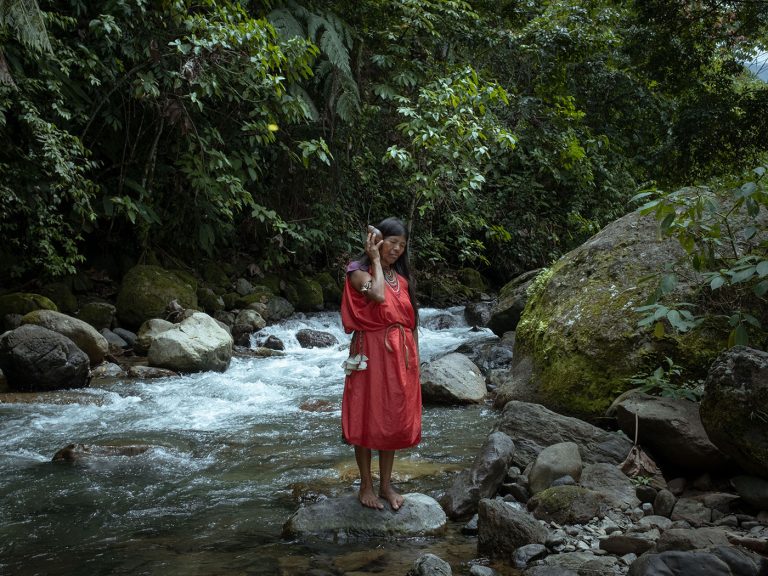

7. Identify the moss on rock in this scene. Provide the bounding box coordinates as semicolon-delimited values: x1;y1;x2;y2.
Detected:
115;265;198;329
500;210;737;418
290;277;324;312
0;293;58;318
313;272;342;306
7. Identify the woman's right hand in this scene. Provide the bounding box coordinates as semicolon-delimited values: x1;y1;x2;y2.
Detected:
365;229;383;261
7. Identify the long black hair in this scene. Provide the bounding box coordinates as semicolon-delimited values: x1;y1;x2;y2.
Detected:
353;217;418;323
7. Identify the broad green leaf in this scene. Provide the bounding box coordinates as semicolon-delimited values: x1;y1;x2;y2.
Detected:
710;275;725;290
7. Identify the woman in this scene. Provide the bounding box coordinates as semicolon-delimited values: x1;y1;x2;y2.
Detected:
340;217;421;511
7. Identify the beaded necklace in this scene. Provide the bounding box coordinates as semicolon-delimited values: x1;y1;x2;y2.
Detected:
383;267;400;292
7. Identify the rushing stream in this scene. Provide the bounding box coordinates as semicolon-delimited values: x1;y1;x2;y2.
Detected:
0;307;516;576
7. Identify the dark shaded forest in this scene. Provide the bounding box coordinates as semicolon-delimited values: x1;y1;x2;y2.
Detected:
1;0;767;295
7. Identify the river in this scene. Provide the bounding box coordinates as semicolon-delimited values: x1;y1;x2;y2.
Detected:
0;307;517;575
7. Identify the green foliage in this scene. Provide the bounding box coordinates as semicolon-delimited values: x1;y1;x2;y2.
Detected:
1;0;767;287
0;0;51;53
633;163;768;346
627;356;704;401
383;66;516;264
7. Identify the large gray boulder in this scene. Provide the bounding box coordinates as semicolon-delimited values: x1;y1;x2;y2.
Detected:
493;401;632;469
493;207;733;418
528;442;582;495
282;492;446;540
580;462;640;510
116;265;198;330
628;547;765;576
0;325;90;391
615;392;730;474
527;485;610;524
421;353;486;404
440;431;516;519
21;309;109;365
148;312;232;373
477;498;548;563
700;346;768;478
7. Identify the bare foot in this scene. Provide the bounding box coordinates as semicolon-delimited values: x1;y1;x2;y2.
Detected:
379;486;404;511
358;485;384;510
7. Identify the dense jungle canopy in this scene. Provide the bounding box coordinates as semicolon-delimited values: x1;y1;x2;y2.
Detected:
1;0;767;292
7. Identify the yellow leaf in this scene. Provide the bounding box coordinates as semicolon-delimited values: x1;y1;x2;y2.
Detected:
653;322;665;339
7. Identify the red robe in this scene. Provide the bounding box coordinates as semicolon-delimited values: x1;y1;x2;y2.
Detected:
341;269;421;450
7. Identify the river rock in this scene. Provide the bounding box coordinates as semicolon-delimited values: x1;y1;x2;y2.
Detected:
527;485;610;524
493;207;734;418
38;282;78;314
730;475;768;510
628;547;765;576
580;462;641;510
671;497;711;526
113;328;137;347
76;301;116;331
477;498;549;562
456;332;515;375
655;527;730;551
134;318;175;355
295;329;337;348
464;301;493;327
101;328;128;350
115;264;198;330
700;346;768;478
52;443;150;463
264;295;294;322
493;401;632;468
529;442;582;495
488;269;541;336
235;309;266;332
0;324;90;391
421;353;486;404
440;431;515;519
148;312;232;372
614;392;730;474
0;292;58;318
406;553;452;576
536;551;621;575
21;309;109;365
522;568;578;576
289;277;324;312
282;492;446;540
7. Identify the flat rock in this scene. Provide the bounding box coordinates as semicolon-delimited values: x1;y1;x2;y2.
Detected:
282;492;447;540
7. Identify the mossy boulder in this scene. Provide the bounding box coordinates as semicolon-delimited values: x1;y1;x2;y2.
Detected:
494;209;731;418
115;265;198;330
287;277;323;312
76;301;116;331
197;287;225;314
419;271;475;307
527;485;610;524
234;285;274;309
0;293;58;318
313;272;342;306
700;346;768;478
260;273;282;295
457;267;487;294
201;260;230;289
38;283;78;314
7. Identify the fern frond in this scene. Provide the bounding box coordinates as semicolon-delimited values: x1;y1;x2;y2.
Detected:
267;7;305;40
1;0;51;53
288;83;319;122
318;23;351;75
